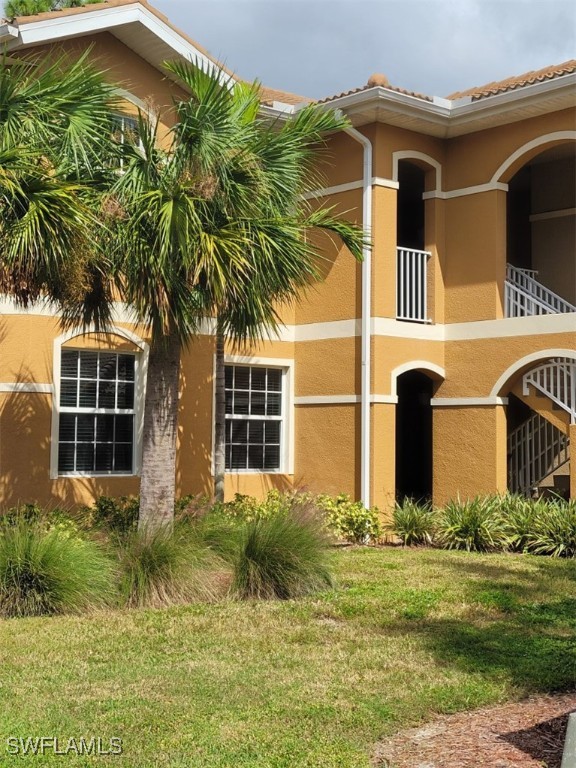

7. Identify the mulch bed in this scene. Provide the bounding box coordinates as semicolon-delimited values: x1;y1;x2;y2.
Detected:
373;693;576;767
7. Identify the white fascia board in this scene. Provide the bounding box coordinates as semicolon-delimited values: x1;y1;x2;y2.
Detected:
319;74;576;135
13;3;233;85
321;87;451;124
0;24;18;42
450;74;576;122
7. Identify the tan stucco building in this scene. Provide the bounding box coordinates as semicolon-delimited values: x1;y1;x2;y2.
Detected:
0;0;575;511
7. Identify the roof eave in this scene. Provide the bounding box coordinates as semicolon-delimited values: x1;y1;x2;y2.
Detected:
6;1;234;87
320;74;576;137
0;23;18;43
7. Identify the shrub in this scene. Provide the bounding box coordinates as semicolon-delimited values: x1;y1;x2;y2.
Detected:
231;503;334;600
0;519;115;618
87;495;140;536
498;494;540;552
523;499;576;558
316;493;382;543
435;496;507;552
389;499;436;546
116;523;230;608
1;504;80;537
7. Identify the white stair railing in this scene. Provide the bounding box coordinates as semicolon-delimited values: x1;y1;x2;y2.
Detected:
506;264;576;317
523;359;576;424
396;247;432;323
508;412;570;495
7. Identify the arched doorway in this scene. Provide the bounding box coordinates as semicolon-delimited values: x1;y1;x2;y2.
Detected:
505;140;576;315
493;351;575;499
395;370;434;502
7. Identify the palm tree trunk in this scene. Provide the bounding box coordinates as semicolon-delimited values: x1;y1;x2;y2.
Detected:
138;329;181;533
213;328;226;503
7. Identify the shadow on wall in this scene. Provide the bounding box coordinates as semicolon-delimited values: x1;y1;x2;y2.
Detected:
176;336;295;501
0;363;141;511
0;364;92;509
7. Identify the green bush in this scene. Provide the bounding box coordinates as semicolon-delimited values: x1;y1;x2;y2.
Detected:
523;499;576;558
0;519;115;617
497;494;540;552
116;523;229;608
389;499;436;546
316;493;382;543
435;496;507;552
86;495;140;535
1;503;80;536
231;503;334;600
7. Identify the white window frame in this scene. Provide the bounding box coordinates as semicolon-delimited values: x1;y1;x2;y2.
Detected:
212;355;294;475
50;326;148;480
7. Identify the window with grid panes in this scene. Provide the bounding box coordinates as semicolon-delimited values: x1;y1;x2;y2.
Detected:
58;350;135;474
225;365;283;471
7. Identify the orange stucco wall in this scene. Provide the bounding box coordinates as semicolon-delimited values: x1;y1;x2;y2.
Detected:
1;26;575;511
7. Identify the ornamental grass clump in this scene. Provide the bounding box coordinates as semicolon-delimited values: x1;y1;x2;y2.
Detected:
435;496;507;552
389;499;436;546
523;498;576;558
117;523;230;608
0;518;115;618
231;502;334;600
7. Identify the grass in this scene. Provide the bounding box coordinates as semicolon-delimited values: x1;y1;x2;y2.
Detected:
0;548;575;766
0;520;115;617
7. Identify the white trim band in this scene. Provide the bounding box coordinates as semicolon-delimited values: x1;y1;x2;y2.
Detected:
301;176;398;200
0;383;53;394
295;395;360;405
423;181;509;200
431;396;509;406
294;394;398;405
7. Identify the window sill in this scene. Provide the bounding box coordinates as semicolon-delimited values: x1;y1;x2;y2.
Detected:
56;473;139;479
222;470;290;475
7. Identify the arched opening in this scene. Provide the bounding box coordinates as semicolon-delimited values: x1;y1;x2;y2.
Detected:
506;141;576;312
498;351;575;499
395;370;434;502
397;161;426;251
395;158;438;323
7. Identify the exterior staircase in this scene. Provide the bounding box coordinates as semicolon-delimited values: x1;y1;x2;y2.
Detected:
505;264;576;317
508;359;574;497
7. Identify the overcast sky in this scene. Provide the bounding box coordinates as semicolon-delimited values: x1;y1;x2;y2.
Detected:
151;0;576;100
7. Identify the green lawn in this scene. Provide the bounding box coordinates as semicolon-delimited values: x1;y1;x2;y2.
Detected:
1;547;574;767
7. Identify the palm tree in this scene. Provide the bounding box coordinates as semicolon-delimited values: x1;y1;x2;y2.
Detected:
111;63;365;527
0;51;119;320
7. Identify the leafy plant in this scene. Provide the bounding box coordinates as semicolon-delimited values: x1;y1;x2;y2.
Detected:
87;495;140;536
497;494;540;552
523;499;576;558
0;519;115;617
389;499;436;546
116;523;229;608
435;496;507;552
1;504;81;539
316;493;382;543
231;504;334;600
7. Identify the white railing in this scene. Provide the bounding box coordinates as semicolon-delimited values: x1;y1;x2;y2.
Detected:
523;359;576;424
505;264;576;317
396;247;432;323
508;412;570;495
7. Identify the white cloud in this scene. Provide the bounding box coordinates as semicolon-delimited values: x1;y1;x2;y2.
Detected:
154;0;576;98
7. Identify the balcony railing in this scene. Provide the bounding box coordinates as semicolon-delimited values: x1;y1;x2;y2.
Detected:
396;247;432;323
505;264;576;317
